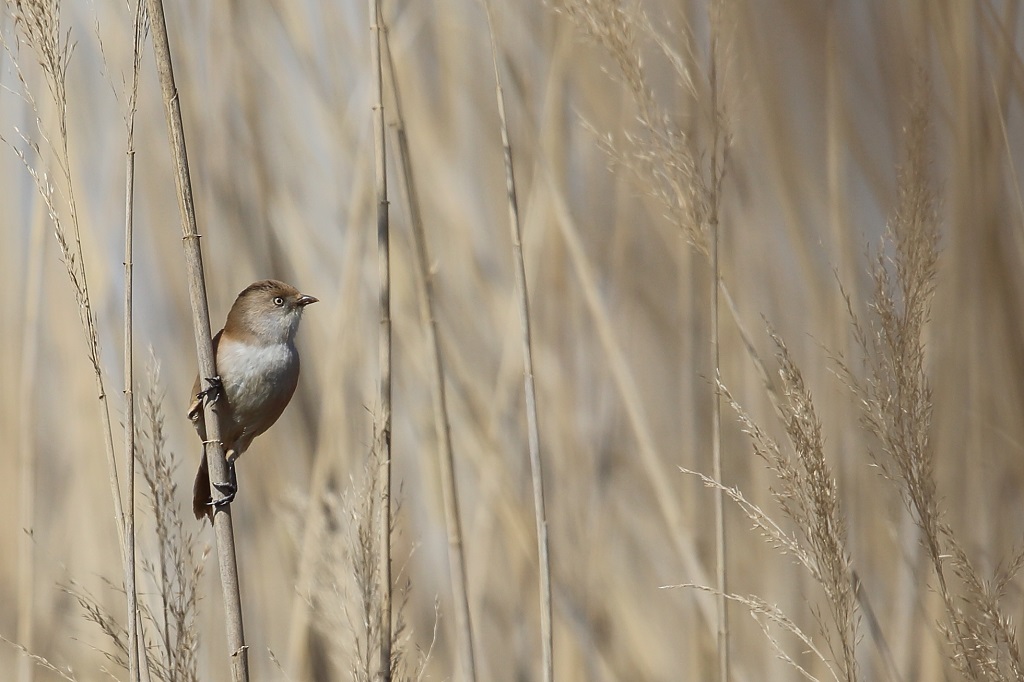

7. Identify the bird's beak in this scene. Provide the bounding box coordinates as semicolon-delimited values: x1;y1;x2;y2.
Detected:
296;294;319;307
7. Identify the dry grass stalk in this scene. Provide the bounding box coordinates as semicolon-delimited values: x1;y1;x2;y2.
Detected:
676;465;854;681
381;16;477;682
484;5;554;680
5;3;161;679
121;2;147;679
142;0;248;677
368;0;394;678
56;357;204;682
706;3;729;678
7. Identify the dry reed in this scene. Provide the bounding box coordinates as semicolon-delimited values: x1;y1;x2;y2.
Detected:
368;0;394;678
4;3;1024;681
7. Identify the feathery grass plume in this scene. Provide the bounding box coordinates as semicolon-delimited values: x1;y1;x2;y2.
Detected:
557;0;713;252
943;541;1024;680
835;78;941;541
135;355;205;682
559;0;785;425
3;0;127;555
5;0;97;398
835;70;1023;679
308;448;429;682
831;69;951;664
63;577;131;673
706;324;859;682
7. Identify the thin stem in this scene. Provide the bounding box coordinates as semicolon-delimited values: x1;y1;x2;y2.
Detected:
708;4;729;680
122;71;139;682
122;2;146;679
368;0;393;679
484;6;554;681
142;0;248;679
381;19;477;682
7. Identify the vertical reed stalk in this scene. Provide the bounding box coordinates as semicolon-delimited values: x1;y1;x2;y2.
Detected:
485;7;554;680
381;20;477;682
368;0;393;678
122;65;139;682
708;3;728;679
142;0;248;678
121;2;146;679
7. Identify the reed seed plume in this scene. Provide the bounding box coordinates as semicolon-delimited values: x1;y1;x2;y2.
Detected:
6;0;93;366
308;449;426;682
135;356;204;682
834;70;956;669
557;0;712;251
7;0;71;120
710;324;859;682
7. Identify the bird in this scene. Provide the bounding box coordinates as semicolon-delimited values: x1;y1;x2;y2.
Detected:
189;279;318;521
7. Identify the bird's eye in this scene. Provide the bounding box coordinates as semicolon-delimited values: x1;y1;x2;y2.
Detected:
273;296;285;307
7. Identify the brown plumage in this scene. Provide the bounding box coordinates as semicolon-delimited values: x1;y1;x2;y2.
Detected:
189;279;317;520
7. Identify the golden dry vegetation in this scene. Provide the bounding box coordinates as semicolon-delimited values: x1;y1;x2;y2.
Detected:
1;1;1024;680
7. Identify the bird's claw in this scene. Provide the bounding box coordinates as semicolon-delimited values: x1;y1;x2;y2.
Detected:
209;460;237;509
197;375;223;406
209;489;236;509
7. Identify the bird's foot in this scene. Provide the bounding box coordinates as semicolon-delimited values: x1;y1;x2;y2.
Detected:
196;375;224;406
209;460;237;509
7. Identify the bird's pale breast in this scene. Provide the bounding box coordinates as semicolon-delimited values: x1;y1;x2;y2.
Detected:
217;337;300;450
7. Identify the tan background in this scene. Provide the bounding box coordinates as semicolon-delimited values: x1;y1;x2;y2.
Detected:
1;1;1022;680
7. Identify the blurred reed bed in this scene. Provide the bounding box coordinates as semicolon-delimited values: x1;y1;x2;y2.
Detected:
2;0;1024;680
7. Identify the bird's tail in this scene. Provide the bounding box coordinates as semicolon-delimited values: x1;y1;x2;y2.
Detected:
192;453;213;522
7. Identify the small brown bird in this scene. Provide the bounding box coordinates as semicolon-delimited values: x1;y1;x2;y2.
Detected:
189;279;318;521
